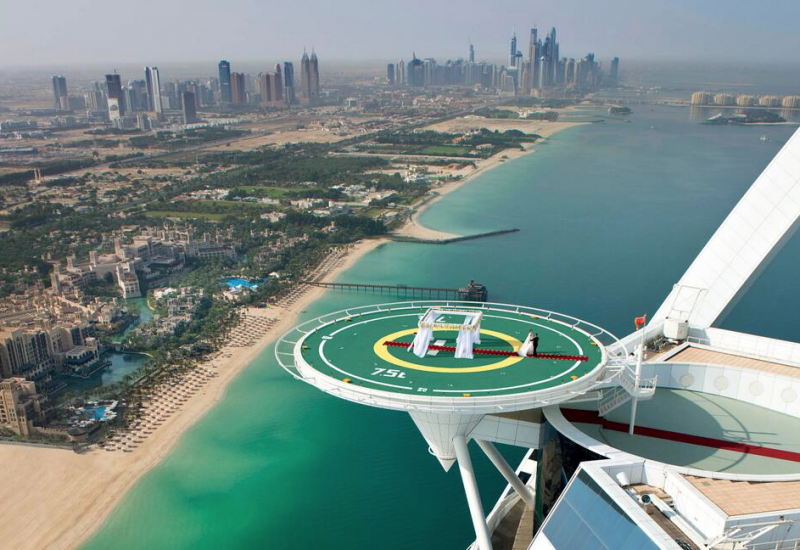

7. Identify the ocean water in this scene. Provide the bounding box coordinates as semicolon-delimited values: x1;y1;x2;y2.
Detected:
80;105;799;550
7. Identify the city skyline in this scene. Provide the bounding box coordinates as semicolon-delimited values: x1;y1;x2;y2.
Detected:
3;0;800;67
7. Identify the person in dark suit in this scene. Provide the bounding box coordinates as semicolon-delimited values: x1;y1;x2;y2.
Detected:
533;333;540;357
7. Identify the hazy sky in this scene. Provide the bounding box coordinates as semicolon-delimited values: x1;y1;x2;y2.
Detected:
2;0;800;67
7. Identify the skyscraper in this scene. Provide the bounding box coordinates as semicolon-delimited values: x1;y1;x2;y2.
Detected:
51;75;68;110
85;81;106;111
526;27;539;93
408;54;424;87
283;62;296;105
396;60;405;86
128;80;148;111
509;32;518;67
387;63;395;85
300;50;320;105
565;58;576;85
469;43;475;64
273;64;284;104
230;72;246;104
123;87;137;114
260;65;284;106
300;51;310;103
105;73;125;117
610;57;620;83
218;60;232;103
310;50;320;102
181;92;197;124
547;27;558;85
145;66;164;119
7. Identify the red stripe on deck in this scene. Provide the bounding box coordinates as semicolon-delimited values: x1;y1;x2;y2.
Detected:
561;408;800;464
383;341;587;362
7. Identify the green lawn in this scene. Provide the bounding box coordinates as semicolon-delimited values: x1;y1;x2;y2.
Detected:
362;208;385;218
195;199;269;210
146;211;230;221
234;186;303;198
420;145;473;156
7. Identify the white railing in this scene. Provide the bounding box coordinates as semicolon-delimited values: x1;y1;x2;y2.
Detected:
737;536;800;550
618;366;657;398
275;300;631;413
598;386;631;416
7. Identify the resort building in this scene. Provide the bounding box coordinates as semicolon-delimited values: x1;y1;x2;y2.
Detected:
713;93;737;106
131;226;237;261
0;378;47;436
0;328;57;390
50;225;238;300
783;96;800;109
0;285;119;388
116;264;141;299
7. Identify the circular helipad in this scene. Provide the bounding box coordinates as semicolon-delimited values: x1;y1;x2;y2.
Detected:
280;302;616;411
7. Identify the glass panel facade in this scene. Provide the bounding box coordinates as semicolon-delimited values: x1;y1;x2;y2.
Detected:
534;470;661;550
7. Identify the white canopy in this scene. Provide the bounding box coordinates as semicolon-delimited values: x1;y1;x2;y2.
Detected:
409;308;483;359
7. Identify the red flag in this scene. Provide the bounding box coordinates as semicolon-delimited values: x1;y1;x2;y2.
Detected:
634;315;647;329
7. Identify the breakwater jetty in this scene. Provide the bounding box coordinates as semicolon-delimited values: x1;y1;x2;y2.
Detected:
389;228;519;245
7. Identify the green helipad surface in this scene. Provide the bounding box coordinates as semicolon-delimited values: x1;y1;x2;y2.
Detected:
299;306;604;397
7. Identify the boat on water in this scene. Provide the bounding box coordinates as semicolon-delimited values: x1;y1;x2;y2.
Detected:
608;105;632;115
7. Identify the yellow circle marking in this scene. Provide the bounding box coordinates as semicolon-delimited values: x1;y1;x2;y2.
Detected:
373;329;524;373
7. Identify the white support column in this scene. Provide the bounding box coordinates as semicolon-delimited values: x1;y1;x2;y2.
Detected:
629;335;645;435
628;398;639;436
475;439;535;508
453;434;493;550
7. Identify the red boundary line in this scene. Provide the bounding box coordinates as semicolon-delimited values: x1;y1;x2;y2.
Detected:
383;340;587;362
561;408;800;464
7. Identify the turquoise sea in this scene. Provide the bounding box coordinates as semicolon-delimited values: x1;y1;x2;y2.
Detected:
80;105;799;550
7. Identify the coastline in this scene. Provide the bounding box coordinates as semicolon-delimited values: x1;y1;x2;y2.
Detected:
393;120;584;240
0;118;581;550
0;239;385;550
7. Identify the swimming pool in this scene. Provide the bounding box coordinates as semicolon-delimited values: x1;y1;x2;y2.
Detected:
224;278;261;290
84;406;108;421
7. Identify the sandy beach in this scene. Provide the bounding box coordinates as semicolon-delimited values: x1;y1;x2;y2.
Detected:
394;118;584;240
0;239;385;550
0;114;582;550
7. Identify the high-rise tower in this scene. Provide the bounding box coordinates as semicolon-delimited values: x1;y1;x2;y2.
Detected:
509;32;518;67
610;57;620;84
527;27;539;93
230;72;246;104
300;49;320;105
310;50;320;102
272;63;284;104
105;73;125;116
408;54;424;87
145;66;163;119
283;62;296;105
51;75;68;110
218;60;232;103
300;51;311;103
181;91;197;124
